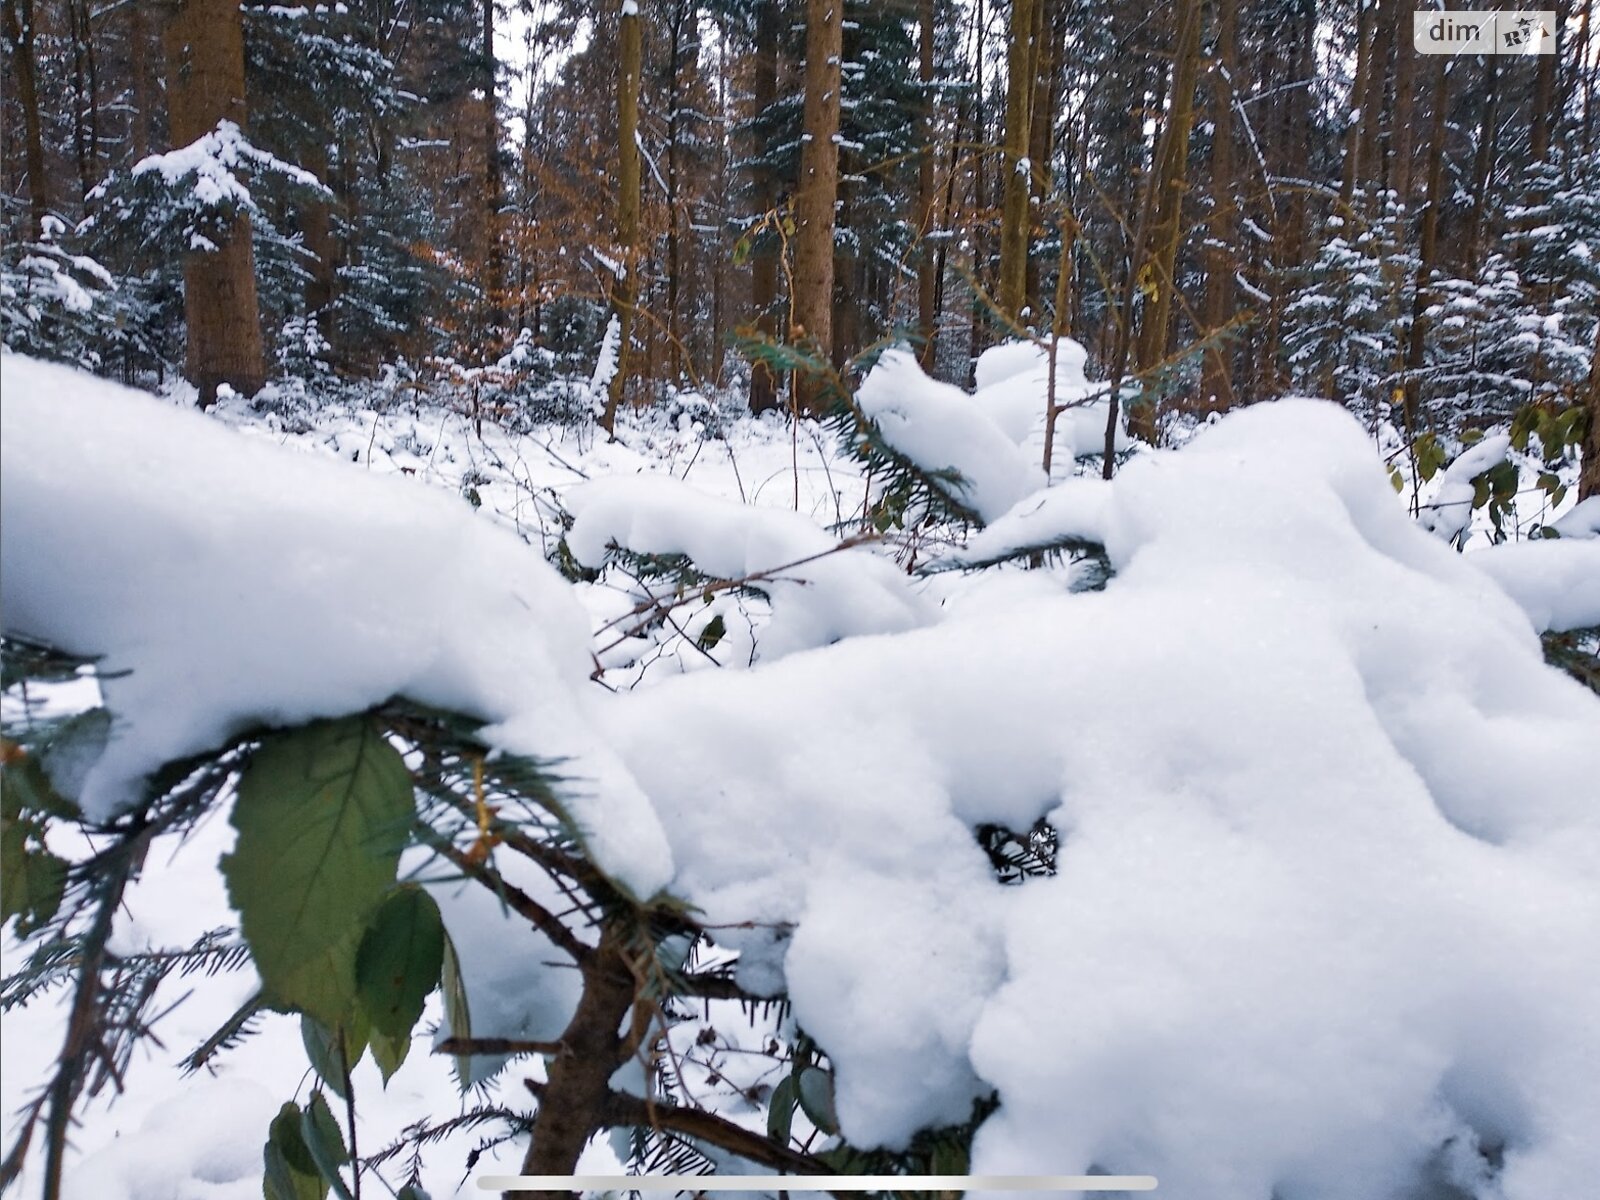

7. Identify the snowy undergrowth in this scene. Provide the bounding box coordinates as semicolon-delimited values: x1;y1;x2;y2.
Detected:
3;352;1600;1200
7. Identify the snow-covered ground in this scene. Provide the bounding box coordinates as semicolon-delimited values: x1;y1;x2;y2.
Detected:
3;350;1599;1200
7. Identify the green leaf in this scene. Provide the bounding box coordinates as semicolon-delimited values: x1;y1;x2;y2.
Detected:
439;931;474;1090
1387;464;1404;494
0;778;66;935
300;1014;368;1100
223;718;412;1027
355;885;444;1082
767;1073;797;1145
300;1092;353;1200
696;614;727;653
265;1102;326;1200
796;1066;839;1135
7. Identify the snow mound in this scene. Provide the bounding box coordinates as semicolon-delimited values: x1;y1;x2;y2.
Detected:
1469;536;1600;632
4;359;1598;1200
1417;433;1513;543
566;474;931;659
972;337;1132;469
0;353;673;894
1551;494;1600;539
856;347;1045;522
952;476;1112;566
608;399;1600;1193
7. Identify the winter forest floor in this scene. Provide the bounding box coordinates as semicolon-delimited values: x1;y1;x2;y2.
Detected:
3;349;1600;1200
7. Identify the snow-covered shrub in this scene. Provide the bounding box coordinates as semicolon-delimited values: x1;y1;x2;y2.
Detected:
0;219;117;371
3;355;1599;1200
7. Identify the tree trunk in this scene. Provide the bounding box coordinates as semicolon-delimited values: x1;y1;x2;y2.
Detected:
482;0;505;347
1530;1;1563;164
3;0;49;236
1359;0;1396;192
601;0;642;433
1023;0;1061;315
129;0;151;161
1463;54;1501;268
916;0;938;368
1581;321;1600;500
791;0;842;413
748;0;781;413
512;936;639;1199
1402;58;1451;431
1128;0;1202;442
1340;0;1373;207
997;0;1037;327
163;0;267;404
1198;0;1237;414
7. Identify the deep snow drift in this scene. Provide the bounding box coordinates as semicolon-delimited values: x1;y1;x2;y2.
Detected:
3;353;1599;1200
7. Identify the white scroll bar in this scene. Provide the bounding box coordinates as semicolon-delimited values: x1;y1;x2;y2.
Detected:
476;1176;1158;1192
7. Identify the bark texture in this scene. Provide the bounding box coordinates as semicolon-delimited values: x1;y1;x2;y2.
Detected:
791;0;842;413
163;0;267;403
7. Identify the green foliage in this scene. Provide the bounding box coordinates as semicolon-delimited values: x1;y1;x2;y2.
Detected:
264;1101;328;1200
222;717;412;1027
355;885;445;1081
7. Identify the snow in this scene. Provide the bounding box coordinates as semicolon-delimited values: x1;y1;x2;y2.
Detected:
124;119;325;208
4;357;1599;1200
855;346;1045;521
0;354;673;895
971;338;1131;471
948;475;1111;567
1469;536;1600;632
1418;433;1513;543
566;475;930;659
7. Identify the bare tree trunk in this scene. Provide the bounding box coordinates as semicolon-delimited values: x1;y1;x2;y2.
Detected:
1390;0;1418;201
916;0;938;368
791;0;842;413
163;0;267;404
601;0;642;434
1402;58;1450;431
1198;0;1237;414
997;0;1037;326
1023;0;1061;315
748;0;781;412
2;0;48;237
1128;0;1202;442
1582;321;1600;500
129;0;151;161
1464;54;1501;268
482;0;505;347
666;0;686;382
1340;0;1373;207
1531;0;1563;163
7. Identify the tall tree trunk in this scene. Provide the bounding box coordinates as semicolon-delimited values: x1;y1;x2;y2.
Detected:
482;0;505;346
1402;59;1451;431
1023;0;1062;315
1340;0;1374;207
916;0;938;368
2;0;48;237
163;0;267;404
665;0;685;382
748;0;781;412
601;0;642;433
997;0;1037;327
1581;321;1600;500
1464;54;1501;268
1128;0;1202;442
1390;0;1418;202
1530;1;1562;163
129;0;151;161
1359;0;1396;192
1198;0;1237;414
791;0;842;413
